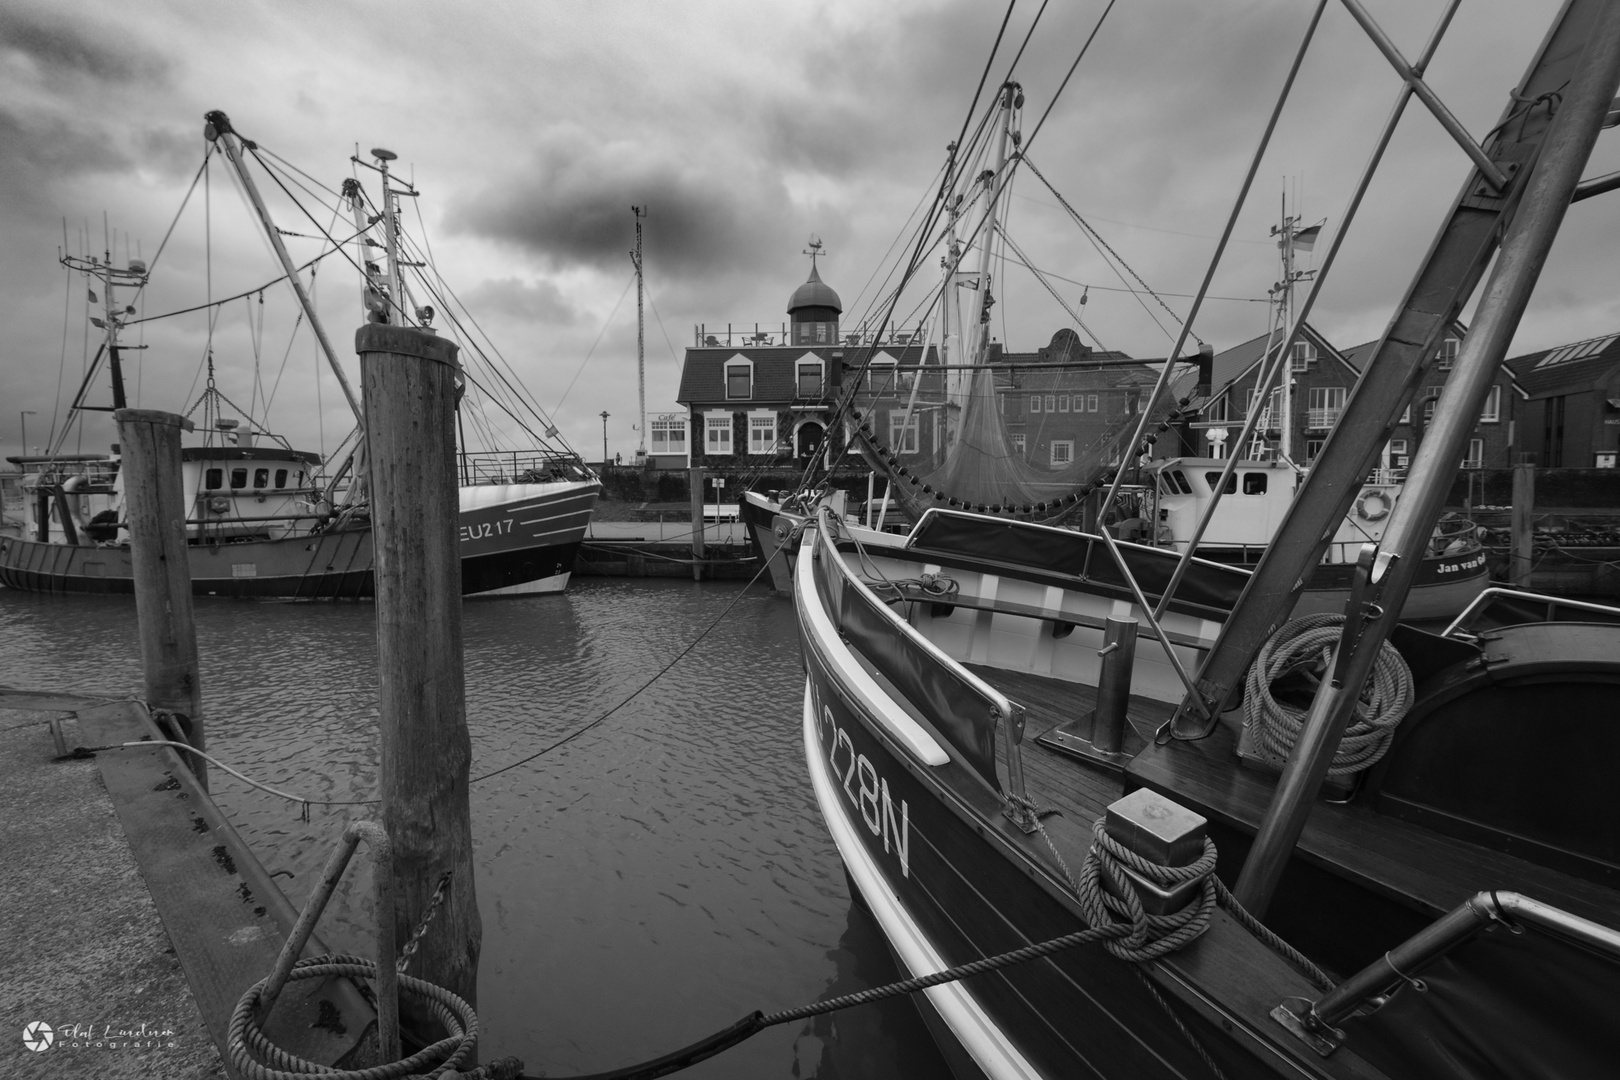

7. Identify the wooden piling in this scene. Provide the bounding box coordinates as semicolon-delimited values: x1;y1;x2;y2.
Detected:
356;325;481;1022
689;466;706;581
114;408;206;789
1512;461;1535;586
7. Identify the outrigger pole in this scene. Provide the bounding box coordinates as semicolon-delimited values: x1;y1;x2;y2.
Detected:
204;111;364;425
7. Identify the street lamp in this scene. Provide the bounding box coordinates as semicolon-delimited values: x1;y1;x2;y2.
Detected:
19;411;37;458
600;411;610;472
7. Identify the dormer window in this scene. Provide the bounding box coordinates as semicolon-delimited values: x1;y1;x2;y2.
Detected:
1437;337;1460;370
1290;340;1316;372
797;359;823;398
725;359;753;399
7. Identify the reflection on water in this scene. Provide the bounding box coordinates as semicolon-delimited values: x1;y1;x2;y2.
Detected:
0;580;947;1077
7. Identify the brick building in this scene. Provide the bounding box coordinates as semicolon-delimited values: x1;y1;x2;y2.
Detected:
1501;331;1620;468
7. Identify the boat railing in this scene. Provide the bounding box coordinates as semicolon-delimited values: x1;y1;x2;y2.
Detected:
1441;586;1620;637
458;450;594;486
812;507;1033;817
1273;890;1620;1057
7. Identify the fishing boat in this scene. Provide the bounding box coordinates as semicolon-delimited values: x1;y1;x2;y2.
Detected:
0;112;598;598
796;4;1620;1078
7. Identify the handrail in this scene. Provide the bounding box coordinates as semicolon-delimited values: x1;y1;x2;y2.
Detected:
1274;890;1620;1055
1442;585;1620;637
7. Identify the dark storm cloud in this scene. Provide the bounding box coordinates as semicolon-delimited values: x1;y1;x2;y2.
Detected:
464;277;581;326
445;128;808;278
0;107;133;194
0;7;170;87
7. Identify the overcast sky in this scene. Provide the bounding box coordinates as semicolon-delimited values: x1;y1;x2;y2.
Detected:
4;0;1617;463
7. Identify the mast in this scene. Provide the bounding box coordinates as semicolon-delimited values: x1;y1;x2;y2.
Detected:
203;110;364;422
632;205;646;461
968;82;1020;370
376;149;405;326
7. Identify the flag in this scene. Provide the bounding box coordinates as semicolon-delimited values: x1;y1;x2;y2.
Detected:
1292;224;1321;251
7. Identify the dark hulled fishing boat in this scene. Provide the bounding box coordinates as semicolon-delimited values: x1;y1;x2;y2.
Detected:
794;3;1620;1077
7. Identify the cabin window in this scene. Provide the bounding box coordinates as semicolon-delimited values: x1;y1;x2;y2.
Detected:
797;361;823;398
254;468;269;489
296;471;306;489
1160;470;1192;496
230;468;248;489
205;468;223;490
1050;440;1074;466
1243;472;1268;495
1205;471;1237;494
1029;395;1041;413
274;469;288;488
725;362;752;400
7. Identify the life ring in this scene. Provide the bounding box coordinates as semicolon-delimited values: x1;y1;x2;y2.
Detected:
208;496;231;514
1355;490;1393;521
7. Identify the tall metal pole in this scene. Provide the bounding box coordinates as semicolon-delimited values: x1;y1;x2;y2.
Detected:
19;411;34;457
203;111;364;422
633;206;647;462
1234;6;1620;916
600;410;610;472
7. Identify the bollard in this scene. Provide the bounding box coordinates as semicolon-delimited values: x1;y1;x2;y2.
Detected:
689;466;706;581
356;325;481;1033
1035;616;1139;770
115;408;207;789
1511;461;1535;587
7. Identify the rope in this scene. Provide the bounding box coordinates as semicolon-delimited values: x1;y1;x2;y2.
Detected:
1244;613;1414;778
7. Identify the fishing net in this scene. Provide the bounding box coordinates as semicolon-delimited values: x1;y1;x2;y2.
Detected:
845;331;1195;525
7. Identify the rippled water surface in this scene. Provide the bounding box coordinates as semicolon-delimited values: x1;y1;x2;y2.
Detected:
0;580;948;1077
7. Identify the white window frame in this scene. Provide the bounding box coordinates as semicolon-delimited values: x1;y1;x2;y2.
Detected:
1050;440;1075;466
868;362;896;391
1029;394;1041;413
1044;394;1056;413
705;411;734;456
888;409;920;454
1088;394;1099;412
1290;340;1316;372
1305;437;1325;464
1480;384;1501;423
1011;433;1026;455
650;416;688;455
1437;337;1460;371
1463;438;1484;469
1058;394;1070;413
1306;385;1346;430
724;357;754;400
747;410;778;455
1389;438;1409;468
795;355;824;399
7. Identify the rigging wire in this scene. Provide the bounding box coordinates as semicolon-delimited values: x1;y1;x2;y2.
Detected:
552;274;636;414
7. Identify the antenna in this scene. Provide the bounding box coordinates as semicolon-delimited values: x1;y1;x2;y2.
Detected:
632;206;647;461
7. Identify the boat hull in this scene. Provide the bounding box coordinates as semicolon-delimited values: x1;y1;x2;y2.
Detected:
740;491;796;595
0;480;598;599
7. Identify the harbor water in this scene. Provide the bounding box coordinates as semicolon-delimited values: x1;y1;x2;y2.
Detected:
0;579;949;1077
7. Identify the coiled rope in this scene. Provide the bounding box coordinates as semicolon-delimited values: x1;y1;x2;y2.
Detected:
1245;613;1414;778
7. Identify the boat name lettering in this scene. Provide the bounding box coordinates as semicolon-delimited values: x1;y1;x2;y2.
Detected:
459;519;514;543
1439;553;1487;573
813;683;909;877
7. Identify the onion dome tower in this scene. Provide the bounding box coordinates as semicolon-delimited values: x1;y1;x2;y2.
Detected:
788;240;841;346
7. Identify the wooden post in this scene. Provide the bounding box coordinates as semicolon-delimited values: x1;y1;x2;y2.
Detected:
1511;460;1535;586
689;466;706;581
356;325;480;1023
114;408;206;789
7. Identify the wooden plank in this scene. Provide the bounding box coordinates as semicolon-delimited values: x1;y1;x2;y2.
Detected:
75;701;373;1075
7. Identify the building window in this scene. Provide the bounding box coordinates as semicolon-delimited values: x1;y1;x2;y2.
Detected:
888;410;919;454
1011;433;1026;455
1437;337;1460;370
797;361;823;398
705;413;733;456
651;417;688;455
1058;394;1070;413
1051;440;1075;465
1480;384;1501;423
1400;404;1411;425
1463;438;1484;469
868;363;895;390
205;468;223;490
1306;386;1345;430
725;360;752;399
1389;439;1409;468
1087;394;1099;412
748;413;778;455
1290;340;1316;372
1044;394;1056;413
1029;394;1041;413
1205;397;1229;423
1305;438;1325;464
1421;389;1441;425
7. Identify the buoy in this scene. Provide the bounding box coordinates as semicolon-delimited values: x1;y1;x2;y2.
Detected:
1355;490;1392;521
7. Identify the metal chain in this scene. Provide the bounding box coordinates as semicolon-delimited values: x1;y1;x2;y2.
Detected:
396;872;452;974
